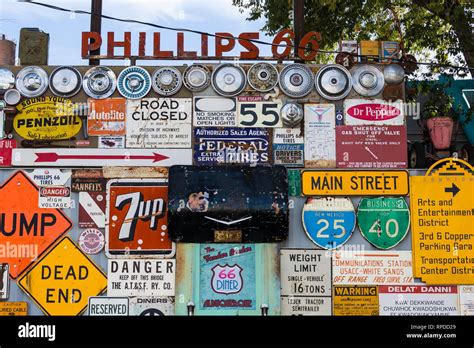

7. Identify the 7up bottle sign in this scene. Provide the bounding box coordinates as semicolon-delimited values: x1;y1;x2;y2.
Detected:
357;197;410;250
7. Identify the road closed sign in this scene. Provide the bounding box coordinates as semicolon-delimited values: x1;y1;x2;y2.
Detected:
0;171;72;278
410;159;474;284
301;170;409;196
17;237;107;316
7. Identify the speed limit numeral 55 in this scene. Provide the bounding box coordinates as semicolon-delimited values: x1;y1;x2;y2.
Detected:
238;102;282;127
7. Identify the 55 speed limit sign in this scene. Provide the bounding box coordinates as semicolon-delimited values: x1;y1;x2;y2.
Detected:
302;197;356;249
357;197;410;249
237;96;282;127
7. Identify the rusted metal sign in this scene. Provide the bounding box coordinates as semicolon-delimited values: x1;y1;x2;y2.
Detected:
168;165;288;243
336;125;408;168
82;30;322;61
106;179;174;258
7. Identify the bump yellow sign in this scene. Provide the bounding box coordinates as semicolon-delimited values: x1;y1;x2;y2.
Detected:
18;237;107;316
410;158;474;284
301;170;409;196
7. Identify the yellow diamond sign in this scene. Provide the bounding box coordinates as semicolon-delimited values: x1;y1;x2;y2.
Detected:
410;158;474;284
18;237;107;315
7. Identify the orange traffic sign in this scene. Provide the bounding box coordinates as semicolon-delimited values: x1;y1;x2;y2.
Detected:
18;237;107;316
0;171;72;278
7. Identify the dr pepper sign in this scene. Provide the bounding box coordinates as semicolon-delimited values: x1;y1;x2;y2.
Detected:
106;179;175;258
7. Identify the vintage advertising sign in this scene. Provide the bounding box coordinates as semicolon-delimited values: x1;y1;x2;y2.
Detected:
79;192;106;229
126;98;192;148
129;297;174;316
199;244;256;312
0;171;72;278
357;197;410;250
26;169;71;187
193;97;237;127
17;237;107;316
379;285;459;316
0;302;27;316
280;249;331;315
237;96;283;127
12;148;193;167
175;243;279;315
88;297;129;316
332;250;414;285
14;97;82;140
302;197;356;249
106;179;174;258
72;170;105;192
88;98;126;136
410;159;474;284
39;186;71;209
78;229;105;254
273;128;304;167
98;136;125;148
304;104;336;167
82;30;322;61
459;286;474;315
0;139;16;167
108;259;175;297
343;99;404;125
193;127;271;165
0;263;9;300
336;125;407;168
301;170;409;196
382;41;400;59
333;286;379;316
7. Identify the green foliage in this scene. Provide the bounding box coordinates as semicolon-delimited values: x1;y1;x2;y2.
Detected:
232;0;473;78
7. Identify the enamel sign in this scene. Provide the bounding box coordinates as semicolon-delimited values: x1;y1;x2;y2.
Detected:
126;98;192;148
304;104;336;167
193;97;237;127
343;99;404;125
88;98;126;136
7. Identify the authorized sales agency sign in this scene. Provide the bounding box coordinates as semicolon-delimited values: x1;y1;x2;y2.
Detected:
410;158;474;284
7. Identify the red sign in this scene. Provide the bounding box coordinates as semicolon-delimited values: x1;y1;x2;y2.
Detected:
0;171;72;278
39;187;70;197
106;179;174;258
336;125;407;168
346;104;401;121
82;30;322;61
0;140;16;167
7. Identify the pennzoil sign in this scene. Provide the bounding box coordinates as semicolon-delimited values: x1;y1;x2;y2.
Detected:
14;97;82;140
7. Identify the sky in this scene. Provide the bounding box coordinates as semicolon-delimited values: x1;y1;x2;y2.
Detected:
0;0;272;65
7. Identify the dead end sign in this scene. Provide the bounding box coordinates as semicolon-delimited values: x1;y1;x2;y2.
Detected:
0;171;72;279
18;237;107;316
301;170;409;196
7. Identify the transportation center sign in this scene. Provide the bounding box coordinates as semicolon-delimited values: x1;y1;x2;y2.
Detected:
410;159;474;284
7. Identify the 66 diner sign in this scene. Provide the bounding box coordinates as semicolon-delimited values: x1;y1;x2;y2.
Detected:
106;179;175;258
344;99;404;125
211;264;243;295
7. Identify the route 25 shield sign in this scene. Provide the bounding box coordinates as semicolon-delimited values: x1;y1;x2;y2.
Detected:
106;179;175;258
211;264;243;295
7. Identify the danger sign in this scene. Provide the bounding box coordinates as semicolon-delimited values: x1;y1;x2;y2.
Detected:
0;171;72;278
17;237;107;316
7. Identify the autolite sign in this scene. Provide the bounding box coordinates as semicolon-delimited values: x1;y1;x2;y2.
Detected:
344;99;404;125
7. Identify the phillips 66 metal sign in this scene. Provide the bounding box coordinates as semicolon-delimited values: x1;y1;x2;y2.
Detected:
176;243;280;315
106;179;175;258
